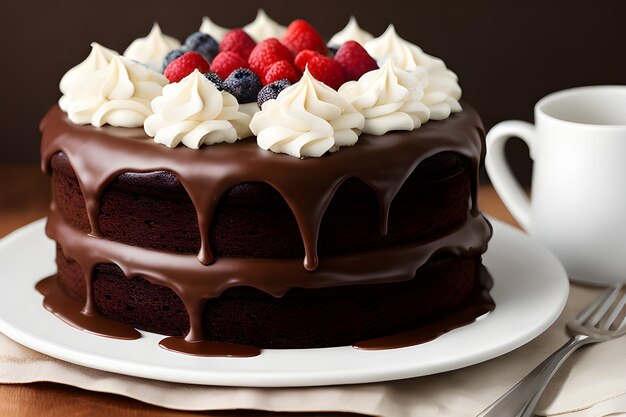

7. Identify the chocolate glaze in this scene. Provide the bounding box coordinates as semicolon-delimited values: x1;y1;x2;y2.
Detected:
36;275;140;340
36;268;491;356
39;103;491;352
159;337;260;357
354;266;495;350
36;274;260;356
40;104;485;271
45;205;490;343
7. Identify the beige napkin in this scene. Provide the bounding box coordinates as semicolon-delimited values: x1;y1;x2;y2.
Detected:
1;284;625;417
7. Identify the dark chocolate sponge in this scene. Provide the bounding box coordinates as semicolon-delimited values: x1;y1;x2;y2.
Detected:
56;245;478;349
51;151;471;257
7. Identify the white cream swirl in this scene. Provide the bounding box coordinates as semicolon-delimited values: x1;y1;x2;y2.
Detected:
199;16;229;41
59;43;119;111
250;69;364;158
339;60;430;135
365;25;462;120
327;16;374;49
144;70;252;148
61;55;167;127
123;23;181;72
243;9;286;42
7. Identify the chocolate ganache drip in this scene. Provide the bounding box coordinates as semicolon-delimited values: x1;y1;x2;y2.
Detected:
40;103;489;347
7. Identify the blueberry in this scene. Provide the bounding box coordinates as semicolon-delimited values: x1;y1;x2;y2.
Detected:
184;32;219;63
162;48;187;72
203;71;224;90
223;69;263;104
257;79;292;107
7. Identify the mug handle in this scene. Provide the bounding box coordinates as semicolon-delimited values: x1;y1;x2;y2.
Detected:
485;121;536;231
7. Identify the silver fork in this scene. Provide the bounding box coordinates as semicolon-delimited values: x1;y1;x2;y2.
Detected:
478;284;626;417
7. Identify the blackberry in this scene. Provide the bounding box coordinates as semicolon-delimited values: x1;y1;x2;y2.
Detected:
162;48;187;72
223;69;263;104
184;32;219;63
203;71;224;90
257;79;292;107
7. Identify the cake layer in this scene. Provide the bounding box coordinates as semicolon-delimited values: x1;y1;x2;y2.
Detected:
46;205;491;345
51;151;470;257
56;244;480;349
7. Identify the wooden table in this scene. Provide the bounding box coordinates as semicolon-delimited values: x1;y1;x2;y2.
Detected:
0;165;517;417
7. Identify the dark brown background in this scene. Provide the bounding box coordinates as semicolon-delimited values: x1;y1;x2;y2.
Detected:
1;0;625;184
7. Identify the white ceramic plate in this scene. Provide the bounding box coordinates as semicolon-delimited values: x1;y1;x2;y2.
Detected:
0;218;568;387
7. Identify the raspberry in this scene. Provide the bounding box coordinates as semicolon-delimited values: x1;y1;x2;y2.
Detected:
264;60;299;85
334;41;379;81
257;79;292;107
294;50;319;72
163;52;211;83
220;29;256;60
281;19;327;56
211;51;248;80
248;38;293;78
307;54;346;90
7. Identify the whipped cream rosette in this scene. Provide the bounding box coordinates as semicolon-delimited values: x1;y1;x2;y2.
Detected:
58;43;119;111
123;23;181;72
339;60;430;135
144;70;252;149
61;55;167;128
250;69;365;158
238;102;261;119
243;9;286;42
199;16;229;41
328;16;374;49
365;25;462;120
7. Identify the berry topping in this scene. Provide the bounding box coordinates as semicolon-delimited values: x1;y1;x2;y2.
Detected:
162;49;187;72
223;68;263;103
264;60;299;85
220;29;257;60
203;71;224;90
248;38;293;78
294;50;318;72
281;19;327;56
163;52;211;83
184;32;219;62
211;51;248;80
306;54;346;90
257;79;292;107
334;41;379;81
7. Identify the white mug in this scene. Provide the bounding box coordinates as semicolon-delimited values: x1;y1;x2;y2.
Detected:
486;85;626;285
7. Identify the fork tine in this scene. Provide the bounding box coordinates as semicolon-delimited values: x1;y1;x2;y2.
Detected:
602;294;626;330
576;286;618;323
587;286;621;327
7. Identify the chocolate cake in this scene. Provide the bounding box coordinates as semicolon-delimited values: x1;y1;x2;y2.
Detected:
38;13;493;356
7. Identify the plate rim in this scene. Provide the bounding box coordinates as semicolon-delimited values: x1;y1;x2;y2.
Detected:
0;217;569;387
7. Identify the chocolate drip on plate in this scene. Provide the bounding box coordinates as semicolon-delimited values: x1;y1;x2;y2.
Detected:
354;266;495;350
35;267;493;356
36;275;140;340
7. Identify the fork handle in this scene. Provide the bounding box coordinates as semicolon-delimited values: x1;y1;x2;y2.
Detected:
478;334;598;417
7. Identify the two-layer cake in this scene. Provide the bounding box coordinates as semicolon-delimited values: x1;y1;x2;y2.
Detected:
39;11;492;356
